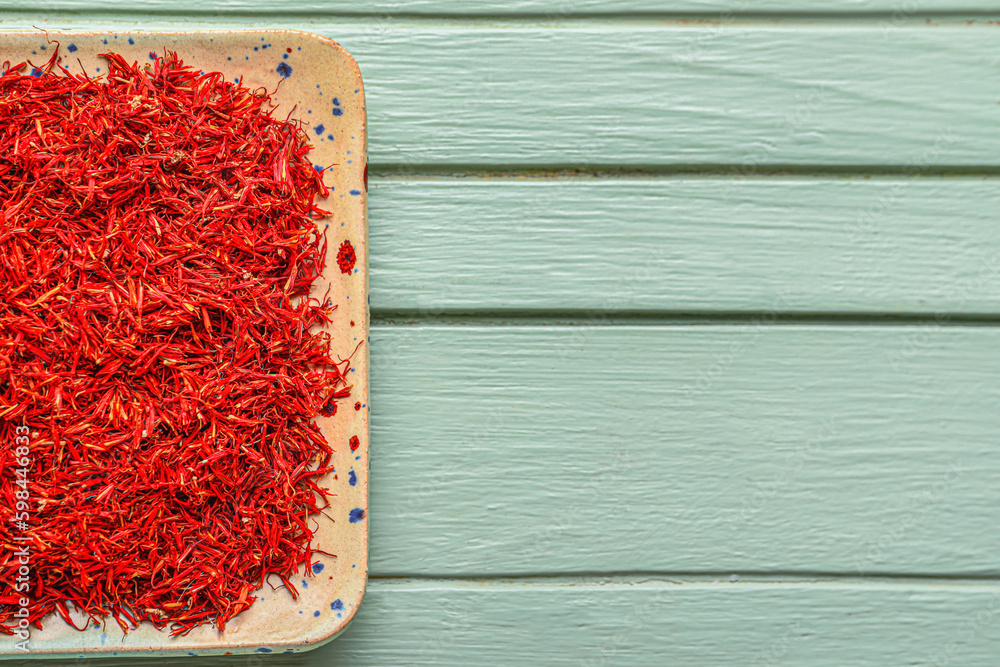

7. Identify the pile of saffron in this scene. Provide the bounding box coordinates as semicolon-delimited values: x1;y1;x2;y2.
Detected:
0;51;350;635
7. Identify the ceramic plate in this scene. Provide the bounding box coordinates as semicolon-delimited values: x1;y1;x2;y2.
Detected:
0;29;368;659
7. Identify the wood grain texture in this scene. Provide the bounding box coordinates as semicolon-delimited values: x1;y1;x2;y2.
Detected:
15;0;998;14
369;325;998;577
341;24;1000;167
324;579;1000;667
369;178;1000;314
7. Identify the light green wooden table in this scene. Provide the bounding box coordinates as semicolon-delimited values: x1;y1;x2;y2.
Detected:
15;2;1000;664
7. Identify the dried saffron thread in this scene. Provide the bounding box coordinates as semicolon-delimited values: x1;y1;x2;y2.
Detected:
0;49;354;636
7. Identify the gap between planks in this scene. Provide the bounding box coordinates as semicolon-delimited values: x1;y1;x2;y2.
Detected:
371;166;1000;179
366;576;1000;589
370;312;1000;327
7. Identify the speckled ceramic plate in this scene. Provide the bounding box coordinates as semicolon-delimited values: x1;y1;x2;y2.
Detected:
0;29;368;659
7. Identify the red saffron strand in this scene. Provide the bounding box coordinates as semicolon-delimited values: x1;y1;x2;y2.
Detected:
0;50;353;636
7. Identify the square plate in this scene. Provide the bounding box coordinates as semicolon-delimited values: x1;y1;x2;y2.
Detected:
0;29;369;659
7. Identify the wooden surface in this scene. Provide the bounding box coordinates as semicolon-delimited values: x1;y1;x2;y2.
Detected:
8;4;1000;665
369;326;997;577
370;179;1000;314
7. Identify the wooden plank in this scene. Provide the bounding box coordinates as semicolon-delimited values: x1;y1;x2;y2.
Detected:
340;24;1000;167
368;325;1000;577
15;1;999;14
86;579;1000;666
369;178;1000;314
328;580;1000;666
2;20;999;167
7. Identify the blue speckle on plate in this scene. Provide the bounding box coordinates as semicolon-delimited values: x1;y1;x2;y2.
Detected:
30;68;42;78
298;46;302;50
314;165;324;172
40;45;46;51
313;610;321;617
128;37;134;45
227;56;232;61
283;53;289;60
350;190;361;196
256;648;273;653
331;599;344;611
301;579;308;589
349;508;365;523
313;562;325;574
276;62;292;78
348;470;357;486
333;98;340;106
327;134;334;141
314;124;325;135
67;44;78;53
254;46;259;51
333;108;343;117
103;38;108;44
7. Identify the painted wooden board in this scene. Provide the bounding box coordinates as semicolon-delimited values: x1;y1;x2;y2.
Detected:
368;178;1000;315
15;1;999;14
3;22;1000;168
66;579;1000;667
330;24;1000;168
317;579;1000;667
367;325;1000;577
